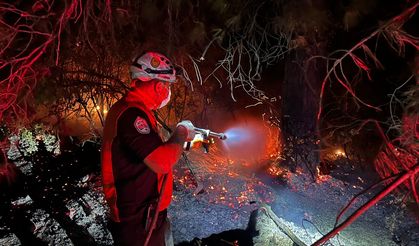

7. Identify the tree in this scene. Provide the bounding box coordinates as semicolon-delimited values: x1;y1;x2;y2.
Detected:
1;0;417;179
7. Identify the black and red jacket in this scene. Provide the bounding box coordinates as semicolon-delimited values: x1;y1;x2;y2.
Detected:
101;98;173;222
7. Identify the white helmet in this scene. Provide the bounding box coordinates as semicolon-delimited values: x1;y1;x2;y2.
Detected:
130;51;176;83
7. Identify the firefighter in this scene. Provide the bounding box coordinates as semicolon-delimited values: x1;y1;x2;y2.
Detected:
101;51;195;246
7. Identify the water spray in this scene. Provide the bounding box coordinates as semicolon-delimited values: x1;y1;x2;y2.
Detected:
221;125;268;161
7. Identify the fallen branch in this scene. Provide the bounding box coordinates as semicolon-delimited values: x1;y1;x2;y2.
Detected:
334;174;398;228
313;163;419;246
260;204;307;246
182;153;204;196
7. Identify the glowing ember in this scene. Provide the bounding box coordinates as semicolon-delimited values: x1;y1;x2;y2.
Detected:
174;145;276;209
267;165;282;176
236;192;249;204
316;166;331;183
295;167;304;175
334;148;346;157
227;171;239;177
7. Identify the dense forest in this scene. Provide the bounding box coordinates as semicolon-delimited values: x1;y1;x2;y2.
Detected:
0;1;418;245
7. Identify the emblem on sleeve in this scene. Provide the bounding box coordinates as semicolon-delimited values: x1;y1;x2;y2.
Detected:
134;116;150;134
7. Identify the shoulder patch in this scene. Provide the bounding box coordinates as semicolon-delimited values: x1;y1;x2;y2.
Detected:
134;116;150;134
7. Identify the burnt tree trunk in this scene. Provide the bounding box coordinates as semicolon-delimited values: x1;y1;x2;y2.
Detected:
281;47;324;175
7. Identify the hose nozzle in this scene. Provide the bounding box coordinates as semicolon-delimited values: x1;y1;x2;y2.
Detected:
194;127;227;140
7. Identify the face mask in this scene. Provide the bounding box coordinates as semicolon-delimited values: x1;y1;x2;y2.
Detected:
158;88;171;108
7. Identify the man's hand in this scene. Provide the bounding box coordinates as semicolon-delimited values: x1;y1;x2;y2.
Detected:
176;120;195;142
145;120;195;174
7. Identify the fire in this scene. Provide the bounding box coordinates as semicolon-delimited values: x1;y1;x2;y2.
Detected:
334;148;346;157
323;147;348;161
174;145;276;209
227;171;238;177
267;165;282;176
174;169;197;190
316;166;331;183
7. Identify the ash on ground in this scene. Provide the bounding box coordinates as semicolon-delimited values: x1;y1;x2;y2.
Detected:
1;146;418;245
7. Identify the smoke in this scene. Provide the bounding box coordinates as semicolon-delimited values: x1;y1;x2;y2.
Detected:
222;121;269;162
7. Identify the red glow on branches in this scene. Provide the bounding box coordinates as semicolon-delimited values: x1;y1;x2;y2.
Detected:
0;0;114;125
374;116;419;201
317;2;419;120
